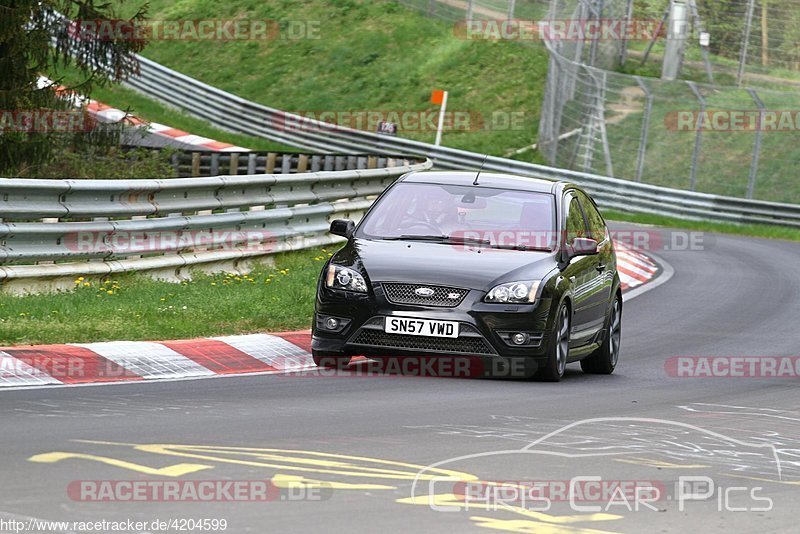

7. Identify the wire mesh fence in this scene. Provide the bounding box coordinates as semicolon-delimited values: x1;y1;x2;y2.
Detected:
540;0;800;203
396;0;800;204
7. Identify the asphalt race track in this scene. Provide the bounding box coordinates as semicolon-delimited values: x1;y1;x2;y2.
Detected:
2;225;799;534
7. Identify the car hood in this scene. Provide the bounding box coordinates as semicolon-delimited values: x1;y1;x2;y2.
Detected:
333;238;557;291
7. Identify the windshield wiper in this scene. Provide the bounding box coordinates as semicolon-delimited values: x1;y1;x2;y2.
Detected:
489;243;553;252
382;234;491;246
382;234;447;241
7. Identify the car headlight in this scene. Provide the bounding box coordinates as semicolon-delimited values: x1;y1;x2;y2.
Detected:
485;280;540;304
325;264;368;293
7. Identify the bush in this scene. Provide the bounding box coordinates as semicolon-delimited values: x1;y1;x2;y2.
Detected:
7;146;177;179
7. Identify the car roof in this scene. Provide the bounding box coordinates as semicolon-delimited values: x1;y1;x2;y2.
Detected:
398;171;566;194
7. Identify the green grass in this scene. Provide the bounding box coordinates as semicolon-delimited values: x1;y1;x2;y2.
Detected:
97;0;549;161
0;247;332;346
50;66;295;153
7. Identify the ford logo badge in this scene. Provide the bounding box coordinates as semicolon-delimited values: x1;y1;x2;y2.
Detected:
415;287;435;297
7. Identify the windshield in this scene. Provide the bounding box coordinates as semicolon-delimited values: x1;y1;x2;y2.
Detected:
357;182;556;251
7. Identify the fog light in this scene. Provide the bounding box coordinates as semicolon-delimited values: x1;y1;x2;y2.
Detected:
325;317;340;330
512;333;528;345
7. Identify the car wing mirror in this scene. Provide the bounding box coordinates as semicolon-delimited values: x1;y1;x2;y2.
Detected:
330;219;355;238
571;237;599;257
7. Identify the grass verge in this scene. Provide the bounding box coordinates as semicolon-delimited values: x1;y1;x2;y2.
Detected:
0;247;332;346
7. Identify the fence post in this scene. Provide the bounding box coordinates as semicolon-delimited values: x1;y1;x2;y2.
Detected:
538;54;559;163
210;152;220;177
588;0;604;67
687;82;704;191
737;0;756;87
620;0;634;66
634;77;653;183
191;152;200;177
507;0;516;20
466;0;474;21
747;88;764;199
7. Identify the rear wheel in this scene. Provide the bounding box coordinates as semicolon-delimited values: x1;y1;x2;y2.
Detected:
535;303;570;382
580;294;621;375
312;351;351;369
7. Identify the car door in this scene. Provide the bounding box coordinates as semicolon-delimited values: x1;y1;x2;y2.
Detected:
576;190;614;315
560;193;605;346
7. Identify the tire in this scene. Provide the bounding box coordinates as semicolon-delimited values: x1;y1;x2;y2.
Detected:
580;293;621;375
312;351;352;369
535;302;570;382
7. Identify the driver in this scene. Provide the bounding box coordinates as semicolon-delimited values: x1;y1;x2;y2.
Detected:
411;187;459;234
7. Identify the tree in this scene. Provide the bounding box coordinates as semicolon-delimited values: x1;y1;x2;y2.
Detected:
0;0;149;174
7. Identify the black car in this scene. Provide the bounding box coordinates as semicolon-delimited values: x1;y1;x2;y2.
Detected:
311;171;622;381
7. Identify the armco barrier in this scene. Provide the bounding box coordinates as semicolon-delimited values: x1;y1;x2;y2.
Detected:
0;151;431;293
120;55;800;229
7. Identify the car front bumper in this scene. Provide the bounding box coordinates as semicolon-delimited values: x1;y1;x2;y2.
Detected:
312;281;555;367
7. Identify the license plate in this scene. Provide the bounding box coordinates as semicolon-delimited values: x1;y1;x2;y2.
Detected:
384;317;459;338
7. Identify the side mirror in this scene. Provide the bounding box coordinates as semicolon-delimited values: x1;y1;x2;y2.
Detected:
570;237;599;257
330;219;355;239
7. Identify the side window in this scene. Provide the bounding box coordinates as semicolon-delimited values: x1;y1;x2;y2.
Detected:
577;192;607;242
565;196;589;244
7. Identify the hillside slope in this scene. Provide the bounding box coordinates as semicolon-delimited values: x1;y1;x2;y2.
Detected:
102;0;549;159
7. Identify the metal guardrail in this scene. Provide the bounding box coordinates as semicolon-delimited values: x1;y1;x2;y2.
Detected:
0;151;431;293
121;56;800;229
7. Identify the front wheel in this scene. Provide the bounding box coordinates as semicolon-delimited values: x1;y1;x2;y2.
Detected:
580;294;621;375
312;351;352;369
535;303;570;382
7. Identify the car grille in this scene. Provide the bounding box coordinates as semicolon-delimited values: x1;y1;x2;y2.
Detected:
349;317;496;356
382;283;469;307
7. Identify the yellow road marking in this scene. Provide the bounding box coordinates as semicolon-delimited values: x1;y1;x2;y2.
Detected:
271;474;395;490
27;452;213;477
471;516;622;534
73;441;477;482
727;473;800;486
614;457;709;469
396;493;623;524
31;442;627;534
